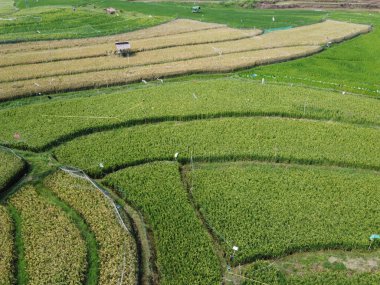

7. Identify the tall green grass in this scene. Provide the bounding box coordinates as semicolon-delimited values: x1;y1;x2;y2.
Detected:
242;11;380;97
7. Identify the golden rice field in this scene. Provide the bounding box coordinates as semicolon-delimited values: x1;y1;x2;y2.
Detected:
44;171;137;285
0;27;261;67
9;186;87;285
0;19;370;101
0;45;323;100
1;37;317;82
0;206;14;285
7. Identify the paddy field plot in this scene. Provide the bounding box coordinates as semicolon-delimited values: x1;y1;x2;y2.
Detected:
188;162;380;284
0;27;260;67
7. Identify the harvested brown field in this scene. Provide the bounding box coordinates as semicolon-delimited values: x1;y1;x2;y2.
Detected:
0;19;370;101
0;46;323;100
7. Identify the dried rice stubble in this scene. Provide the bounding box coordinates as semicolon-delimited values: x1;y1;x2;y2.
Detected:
0;45;322;101
0;27;261;67
0;32;291;83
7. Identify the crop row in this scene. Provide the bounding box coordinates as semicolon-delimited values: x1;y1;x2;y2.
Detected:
0;45;322;101
53;117;380;177
0;27;261;67
188;162;380;265
1;79;379;151
0;19;224;54
44;171;137;285
0;148;26;192
9;185;87;285
103;161;221;285
0;206;14;285
241;260;380;284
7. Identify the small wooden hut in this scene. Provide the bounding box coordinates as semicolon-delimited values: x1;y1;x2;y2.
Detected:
115;41;131;55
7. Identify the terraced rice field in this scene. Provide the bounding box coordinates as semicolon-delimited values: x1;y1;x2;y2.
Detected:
1;7;379;285
0;19;370;101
